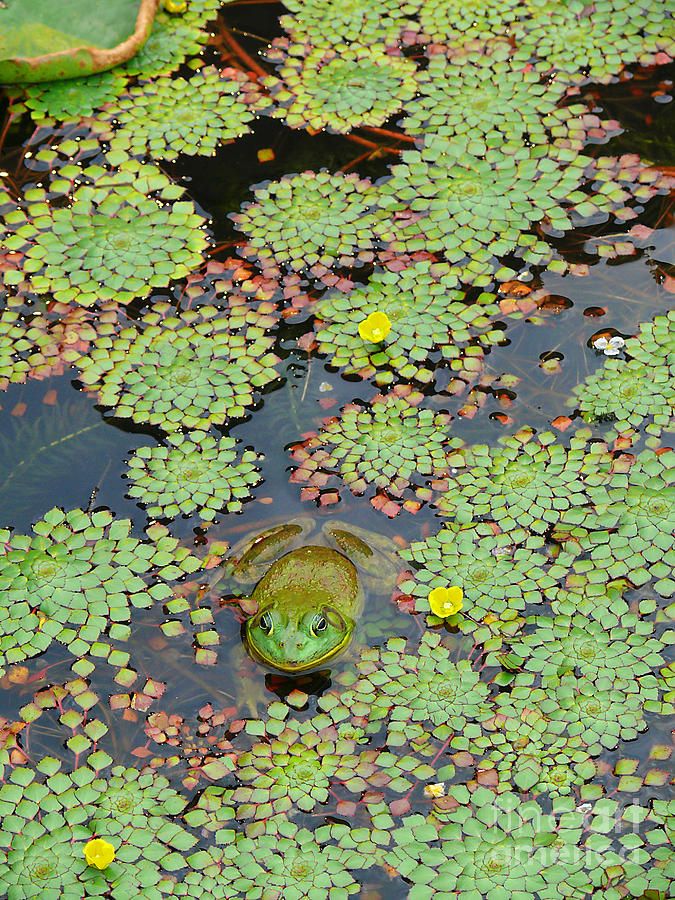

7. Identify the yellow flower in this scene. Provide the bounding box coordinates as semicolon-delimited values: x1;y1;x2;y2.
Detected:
428;586;463;618
83;838;115;870
424;782;446;799
163;0;188;14
358;311;391;343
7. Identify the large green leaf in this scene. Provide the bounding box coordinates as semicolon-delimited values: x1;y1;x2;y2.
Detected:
0;0;159;83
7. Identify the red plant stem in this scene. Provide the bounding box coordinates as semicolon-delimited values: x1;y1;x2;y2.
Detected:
0;111;15;156
210;240;244;253
360;125;416;144
219;25;268;79
13;126;41;177
339;149;378;173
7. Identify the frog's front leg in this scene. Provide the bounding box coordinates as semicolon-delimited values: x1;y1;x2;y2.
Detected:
228;517;316;585
322;520;400;595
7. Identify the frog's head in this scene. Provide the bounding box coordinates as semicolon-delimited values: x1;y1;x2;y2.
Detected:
244;602;354;673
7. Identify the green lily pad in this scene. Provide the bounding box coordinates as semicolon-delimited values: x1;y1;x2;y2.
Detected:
0;0;158;84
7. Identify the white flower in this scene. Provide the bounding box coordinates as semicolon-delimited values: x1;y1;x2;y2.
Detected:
593;335;625;356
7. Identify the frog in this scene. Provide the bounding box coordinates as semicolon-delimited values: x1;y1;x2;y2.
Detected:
221;517;400;674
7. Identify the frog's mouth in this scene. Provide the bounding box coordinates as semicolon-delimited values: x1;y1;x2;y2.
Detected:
245;631;352;673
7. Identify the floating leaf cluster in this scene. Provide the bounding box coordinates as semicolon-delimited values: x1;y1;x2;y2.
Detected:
0;296;118;389
279;0;413;45
437;428;615;534
22;71;127;126
314;261;503;385
376;138;598;271
290;388;454;513
323;632;491;750
264;41;417;135
401;44;577;145
0;0;674;896
572;311;674;434
412;0;523;46
0;161;209;306
105;67;267;161
401;522;562;637
0;757;197;898
0;507;199;677
514;0;665;83
231;171;382;274
121;0;222;79
385;790;671;896
126;431;262;521
77;303;279;432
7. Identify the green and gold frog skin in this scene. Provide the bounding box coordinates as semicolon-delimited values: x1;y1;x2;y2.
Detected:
223;517;400;673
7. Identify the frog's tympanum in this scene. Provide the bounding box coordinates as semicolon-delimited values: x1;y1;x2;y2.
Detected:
224;518;399;673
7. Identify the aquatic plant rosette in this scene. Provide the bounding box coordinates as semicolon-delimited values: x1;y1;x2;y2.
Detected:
0;160;209;306
290;387;455;514
77;303;280;432
263;40;417;135
230;170;383;275
0;506;200;677
105;66;269;161
313;261;504;386
125;431;262;521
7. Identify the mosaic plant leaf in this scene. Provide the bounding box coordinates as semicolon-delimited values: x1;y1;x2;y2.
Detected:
77;302;280;432
0;758;195;898
400;43;579;147
177;818;381;900
0;160;209;306
142;706;238;790
572;311;675;434
0;296;119;389
0;0;157;83
376;138;598;271
0;304;31;390
508;607;668;692
120;0;222;79
105;66;268;161
264;40;417;135
314;261;503;386
0;507;200;677
233;714;362;817
323;632;491;750
515;0;664;83
409;0;522;46
125;430;262;521
279;0;413;46
230;171;382;274
21;70;128;126
290;387;454;513
386;790;668;896
401;522;568;638
436;427;615;534
562;448;675;596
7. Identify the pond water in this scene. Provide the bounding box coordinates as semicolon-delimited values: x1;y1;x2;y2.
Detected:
0;1;673;897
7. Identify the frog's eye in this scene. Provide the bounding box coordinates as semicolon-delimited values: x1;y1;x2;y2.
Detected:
259;612;273;635
311;614;327;635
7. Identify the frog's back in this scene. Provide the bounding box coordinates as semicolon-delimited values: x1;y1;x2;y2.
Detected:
253;545;363;619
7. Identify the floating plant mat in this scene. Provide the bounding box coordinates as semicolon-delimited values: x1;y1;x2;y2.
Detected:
0;1;674;898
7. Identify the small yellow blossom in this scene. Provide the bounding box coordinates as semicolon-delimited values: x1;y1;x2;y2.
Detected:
358;311;391;343
428;586;463;618
424;782;446;799
83;838;115;870
163;0;188;14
